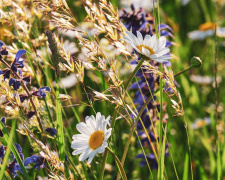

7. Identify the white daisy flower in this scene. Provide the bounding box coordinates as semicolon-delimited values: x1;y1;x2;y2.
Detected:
124;31;172;63
188;22;225;40
71;112;112;164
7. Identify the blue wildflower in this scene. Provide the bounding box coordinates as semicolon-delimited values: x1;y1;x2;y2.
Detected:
11;49;26;73
24;155;45;170
32;87;51;98
8;159;23;177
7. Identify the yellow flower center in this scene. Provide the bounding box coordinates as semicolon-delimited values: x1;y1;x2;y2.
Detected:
199;22;216;31
137;45;155;55
89;130;105;150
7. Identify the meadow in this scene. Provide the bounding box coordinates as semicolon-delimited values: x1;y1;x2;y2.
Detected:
0;0;224;179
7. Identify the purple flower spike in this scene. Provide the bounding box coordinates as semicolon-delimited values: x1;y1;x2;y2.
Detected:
0;41;4;48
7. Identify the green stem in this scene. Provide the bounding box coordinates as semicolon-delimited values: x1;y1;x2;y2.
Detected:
116;94;158;180
124;58;145;90
174;66;192;77
158;64;163;180
106;147;127;180
99;108;119;180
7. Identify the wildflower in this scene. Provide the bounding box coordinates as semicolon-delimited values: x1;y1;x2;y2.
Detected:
71;112;112;164
8;159;23;177
11;49;26;73
0;40;8;56
188;22;225;40
32;87;51;98
24;155;45;170
124;31;172;62
191;117;211;129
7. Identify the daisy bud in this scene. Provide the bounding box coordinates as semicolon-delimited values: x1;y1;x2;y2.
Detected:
191;56;202;68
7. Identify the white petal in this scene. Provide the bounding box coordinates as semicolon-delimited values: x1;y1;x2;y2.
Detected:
79;148;92;161
155;36;166;51
142;47;150;57
137;31;143;43
96;112;101;121
149;34;157;49
143;35;151;47
72;148;88;155
87;150;98;164
72;134;89;141
71;141;88;149
85;118;96;132
76;122;92;135
155;47;170;57
105;115;111;126
105;128;112;140
98;142;108;154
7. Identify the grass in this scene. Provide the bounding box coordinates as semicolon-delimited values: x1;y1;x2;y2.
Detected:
0;0;224;179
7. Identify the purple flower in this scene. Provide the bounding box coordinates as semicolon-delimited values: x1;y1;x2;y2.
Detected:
0;41;8;56
32;87;51;98
8;160;23;177
11;49;26;73
24;155;45;170
9;78;21;90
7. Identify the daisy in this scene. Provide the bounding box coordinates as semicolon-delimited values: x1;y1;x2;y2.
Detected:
124;31;172;63
188;22;225;40
71;112;112;164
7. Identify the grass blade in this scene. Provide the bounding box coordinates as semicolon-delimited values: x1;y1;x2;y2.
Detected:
55;76;65;162
0;121;29;179
0;120;16;179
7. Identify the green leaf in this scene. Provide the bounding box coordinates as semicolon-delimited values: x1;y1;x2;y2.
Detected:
182;152;189;180
0;120;15;179
0;121;29;179
55;76;65;162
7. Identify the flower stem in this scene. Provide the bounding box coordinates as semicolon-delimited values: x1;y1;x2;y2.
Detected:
116;93;159;180
174;66;192;77
158;63;163;180
106;147;127;180
99;109;118;180
124;58;145;90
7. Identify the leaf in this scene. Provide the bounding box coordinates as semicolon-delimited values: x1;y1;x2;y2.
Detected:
0;121;29;179
55;75;65;162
